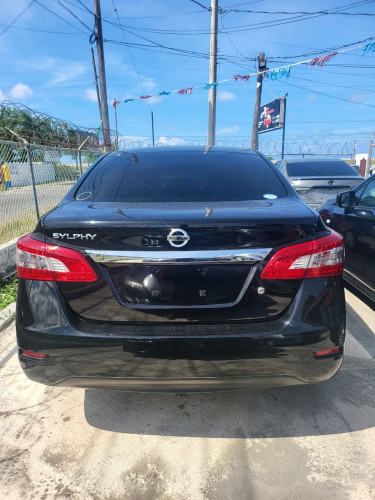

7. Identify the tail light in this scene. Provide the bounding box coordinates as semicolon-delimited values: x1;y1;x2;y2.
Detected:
17;234;97;282
260;231;344;280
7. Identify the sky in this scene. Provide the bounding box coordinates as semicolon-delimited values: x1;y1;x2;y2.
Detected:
1;0;375;156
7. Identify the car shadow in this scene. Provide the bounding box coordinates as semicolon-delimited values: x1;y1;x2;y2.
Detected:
84;363;375;438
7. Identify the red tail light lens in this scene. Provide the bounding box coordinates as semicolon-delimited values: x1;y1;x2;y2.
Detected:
260;231;344;280
17;234;97;282
21;350;47;360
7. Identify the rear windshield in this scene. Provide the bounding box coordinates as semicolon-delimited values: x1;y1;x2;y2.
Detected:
286;160;360;177
75;151;287;202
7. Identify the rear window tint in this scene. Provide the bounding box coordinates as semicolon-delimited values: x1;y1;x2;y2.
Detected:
286;161;360;177
75;151;287;202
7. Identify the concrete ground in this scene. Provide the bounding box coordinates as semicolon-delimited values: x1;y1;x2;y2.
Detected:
0;288;374;500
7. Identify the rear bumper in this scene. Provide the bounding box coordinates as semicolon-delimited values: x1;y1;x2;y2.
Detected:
16;277;346;391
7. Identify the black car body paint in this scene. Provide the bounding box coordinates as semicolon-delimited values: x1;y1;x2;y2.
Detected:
16;147;346;390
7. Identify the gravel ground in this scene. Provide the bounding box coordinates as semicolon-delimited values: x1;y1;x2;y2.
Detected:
0;288;374;500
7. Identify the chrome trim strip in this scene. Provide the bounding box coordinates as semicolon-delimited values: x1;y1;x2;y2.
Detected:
86;248;272;265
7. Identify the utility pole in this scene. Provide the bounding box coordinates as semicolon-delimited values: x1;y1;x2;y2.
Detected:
251;52;266;150
281;94;288;159
151;111;155;146
113;102;118;150
351;140;356;166
94;0;111;152
207;0;218;147
90;47;104;134
365;133;374;178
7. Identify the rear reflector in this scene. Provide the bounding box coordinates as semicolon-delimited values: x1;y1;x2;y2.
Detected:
17;234;97;282
21;350;47;359
260;231;344;280
314;346;342;359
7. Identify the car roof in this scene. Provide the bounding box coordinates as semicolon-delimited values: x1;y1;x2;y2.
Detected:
112;145;260;156
283;158;349;164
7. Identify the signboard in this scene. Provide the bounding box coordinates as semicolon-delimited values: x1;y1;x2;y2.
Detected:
257;97;286;135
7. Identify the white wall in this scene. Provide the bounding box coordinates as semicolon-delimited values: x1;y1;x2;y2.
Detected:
9;162;56;187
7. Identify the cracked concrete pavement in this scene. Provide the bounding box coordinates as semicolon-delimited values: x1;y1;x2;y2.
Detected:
0;288;374;500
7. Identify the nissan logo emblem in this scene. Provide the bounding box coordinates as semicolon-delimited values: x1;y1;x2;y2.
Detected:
167;228;190;248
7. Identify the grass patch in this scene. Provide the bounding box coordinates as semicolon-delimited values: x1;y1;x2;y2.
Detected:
0;205;55;245
0;275;18;311
0;213;37;245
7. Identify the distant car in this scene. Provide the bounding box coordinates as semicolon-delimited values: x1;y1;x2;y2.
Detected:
277;158;363;210
16;147;346;391
319;174;375;302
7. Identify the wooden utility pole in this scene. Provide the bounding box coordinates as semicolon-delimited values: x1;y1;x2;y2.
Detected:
207;0;218;147
365;133;374;178
251;52;266;150
94;0;111;152
90;47;104;134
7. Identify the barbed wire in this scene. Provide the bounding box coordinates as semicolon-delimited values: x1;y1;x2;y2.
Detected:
116;138;355;159
0;100;119;149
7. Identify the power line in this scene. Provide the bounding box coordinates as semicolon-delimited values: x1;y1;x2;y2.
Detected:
52;0;93;32
111;0;152;112
34;0;87;33
221;9;375;16
0;0;36;37
0;23;82;35
188;0;210;10
269;35;375;60
281;79;375;108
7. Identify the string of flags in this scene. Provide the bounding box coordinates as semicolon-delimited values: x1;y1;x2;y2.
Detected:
363;42;375;55
112;41;375;107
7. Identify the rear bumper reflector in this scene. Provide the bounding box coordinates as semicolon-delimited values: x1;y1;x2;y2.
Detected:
314;346;342;359
21;350;47;360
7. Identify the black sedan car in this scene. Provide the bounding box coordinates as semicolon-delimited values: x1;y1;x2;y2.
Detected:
16;147;345;391
319;174;375;302
276;158;363;210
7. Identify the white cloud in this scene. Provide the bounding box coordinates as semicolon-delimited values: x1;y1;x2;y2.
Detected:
307;94;317;101
148;95;162;104
0;89;7;102
9;83;33;99
217;126;240;134
158;136;185;146
349;92;368;103
84;88;98;102
106;53;157;92
217;91;235;102
142;77;156;90
47;62;86;87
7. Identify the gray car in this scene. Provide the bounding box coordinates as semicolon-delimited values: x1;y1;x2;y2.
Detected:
276;158;363;210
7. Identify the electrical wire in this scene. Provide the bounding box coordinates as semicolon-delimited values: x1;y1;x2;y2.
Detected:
34;0;87;34
0;0;36;37
188;0;210;10
281;79;375;108
0;23;83;35
52;0;93;32
111;0;153;112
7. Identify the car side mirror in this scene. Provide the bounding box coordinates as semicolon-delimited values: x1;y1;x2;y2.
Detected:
336;190;355;209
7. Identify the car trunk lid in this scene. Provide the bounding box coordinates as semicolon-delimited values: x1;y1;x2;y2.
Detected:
42;199;317;322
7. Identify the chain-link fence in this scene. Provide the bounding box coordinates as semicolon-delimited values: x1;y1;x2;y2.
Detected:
0;140;101;244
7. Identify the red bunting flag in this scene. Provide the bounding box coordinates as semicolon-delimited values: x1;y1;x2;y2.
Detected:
112;100;120;107
234;74;251;81
140;95;152;99
310;52;338;67
178;88;193;95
